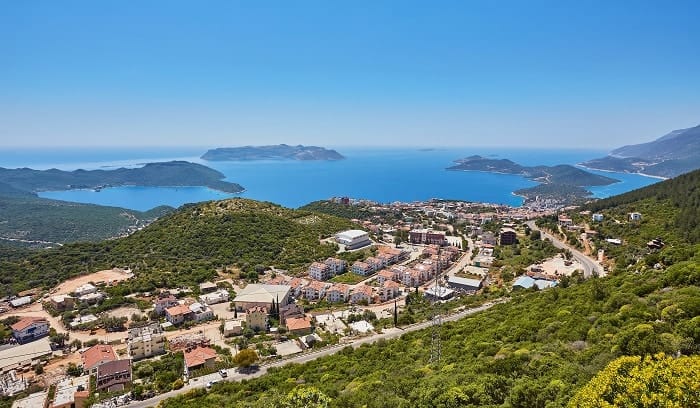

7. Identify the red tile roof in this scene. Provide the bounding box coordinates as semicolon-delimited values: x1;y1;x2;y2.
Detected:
184;346;218;368
165;304;191;316
10;316;47;331
82;345;117;370
285;317;312;332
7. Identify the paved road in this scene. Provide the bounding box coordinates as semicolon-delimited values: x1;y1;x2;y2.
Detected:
127;299;506;408
526;221;603;278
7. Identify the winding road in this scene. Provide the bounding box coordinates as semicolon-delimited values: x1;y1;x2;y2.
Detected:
526;221;603;278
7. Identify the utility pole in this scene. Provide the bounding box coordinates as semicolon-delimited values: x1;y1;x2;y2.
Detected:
430;246;442;368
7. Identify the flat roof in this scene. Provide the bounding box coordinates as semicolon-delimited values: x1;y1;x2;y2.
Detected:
11;391;47;408
52;375;90;407
233;284;291;304
0;338;52;371
447;276;482;288
336;229;368;239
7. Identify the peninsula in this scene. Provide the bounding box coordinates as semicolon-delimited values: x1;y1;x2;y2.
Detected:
201;144;345;161
580;123;700;178
0;161;245;194
447;155;619;206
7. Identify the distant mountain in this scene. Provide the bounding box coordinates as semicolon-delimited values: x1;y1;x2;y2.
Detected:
0;161;244;194
447;155;618;206
201;144;345;161
581;124;700;178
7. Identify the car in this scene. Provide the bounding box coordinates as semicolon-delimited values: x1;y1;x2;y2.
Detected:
206;380;219;388
219;369;228;378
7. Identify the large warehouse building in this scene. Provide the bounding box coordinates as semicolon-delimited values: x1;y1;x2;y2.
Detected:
335;230;372;250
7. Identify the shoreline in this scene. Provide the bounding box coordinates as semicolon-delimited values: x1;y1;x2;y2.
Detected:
576;164;668;181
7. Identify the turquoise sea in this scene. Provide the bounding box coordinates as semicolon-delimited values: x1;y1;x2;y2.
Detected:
0;147;660;211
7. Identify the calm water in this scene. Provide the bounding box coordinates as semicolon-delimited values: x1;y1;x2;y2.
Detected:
0;147;660;211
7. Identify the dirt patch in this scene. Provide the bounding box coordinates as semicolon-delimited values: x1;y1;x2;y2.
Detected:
53;268;133;295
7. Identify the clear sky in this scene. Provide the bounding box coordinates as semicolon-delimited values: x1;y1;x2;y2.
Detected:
2;1;699;148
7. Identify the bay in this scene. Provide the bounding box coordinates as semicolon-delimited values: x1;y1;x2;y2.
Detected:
0;147;660;211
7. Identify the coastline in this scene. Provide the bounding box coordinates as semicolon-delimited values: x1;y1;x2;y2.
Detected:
576;164;668;181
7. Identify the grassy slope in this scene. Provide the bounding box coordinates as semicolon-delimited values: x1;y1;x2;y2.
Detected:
0;198;352;296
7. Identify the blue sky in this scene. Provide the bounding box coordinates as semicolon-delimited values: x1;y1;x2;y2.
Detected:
2;1;699;148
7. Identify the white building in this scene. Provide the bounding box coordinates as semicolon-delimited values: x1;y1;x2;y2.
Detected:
308;262;332;281
73;283;97;297
189;302;214;322
11;317;49;344
335;230;372;250
630;212;642;221
127;323;165;360
199;289;230;305
592;213;604;222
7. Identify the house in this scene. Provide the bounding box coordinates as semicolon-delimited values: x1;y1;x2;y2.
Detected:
285;316;312;335
365;257;384;271
164;304;194;325
326;284;350;303
379;280;400;302
447;276;482;293
558;215;573;226
49;294;75;311
409;229;446;245
480;232;497;246
198;282;218;294
232;284;291;311
69;314;98;329
223;320;243;337
96;359;132;392
592;213;604;222
199;289;229;305
127;323;165;360
304;281;328;300
629;212;642;221
376;269;396;285
351;261;373;276
81;344;117;375
350;285;374;304
288;278;307;298
335;230;372;250
49;375;90;408
11;317;49;344
73;283;97;297
78;292;105;304
324;257;347;275
189;302;214;322
309;262;332;281
499;228;517;245
154;294;179;315
279;303;305;324
183;346;218;376
246;306;268;331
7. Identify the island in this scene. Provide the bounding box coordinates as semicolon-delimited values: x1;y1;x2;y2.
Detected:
447;155;619;206
0;161;245;194
201;144;345;161
580;124;700;178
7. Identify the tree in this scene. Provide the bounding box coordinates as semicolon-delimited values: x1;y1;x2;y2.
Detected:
394;300;398;327
281;386;331;408
233;348;258;370
568;353;700;407
66;363;82;377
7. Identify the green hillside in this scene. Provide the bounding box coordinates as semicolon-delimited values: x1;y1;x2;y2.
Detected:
0;194;172;245
161;174;700;407
0;199;352;296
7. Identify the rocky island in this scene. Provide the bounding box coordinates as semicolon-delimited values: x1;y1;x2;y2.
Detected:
580;124;700;178
201;144;345;161
0;161;245;194
448;155;619;206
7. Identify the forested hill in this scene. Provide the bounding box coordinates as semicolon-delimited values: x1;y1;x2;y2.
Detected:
0;199;352;296
160;169;700;407
585;168;700;243
0;161;244;193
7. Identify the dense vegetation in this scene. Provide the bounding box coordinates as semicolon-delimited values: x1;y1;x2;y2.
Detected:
162;262;700;407
0;199;352;296
585;168;700;243
202;144;344;161
160;173;700;407
0;194;171;244
0;161;243;193
300;200;379;220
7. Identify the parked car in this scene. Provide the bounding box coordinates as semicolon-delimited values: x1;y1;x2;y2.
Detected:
219;369;228;378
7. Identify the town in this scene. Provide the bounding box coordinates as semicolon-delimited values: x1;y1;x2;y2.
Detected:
2;198;605;408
